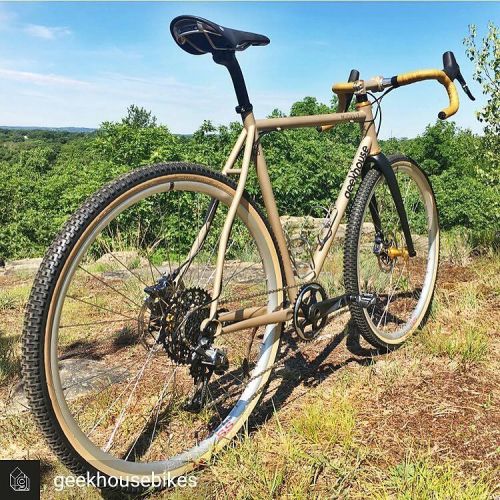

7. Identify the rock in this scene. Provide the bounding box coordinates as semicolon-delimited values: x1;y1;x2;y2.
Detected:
101;270;132;280
158;261;265;286
96;251;147;268
58;358;130;399
3;358;130;416
280;215;328;236
280;216;374;241
1;258;43;275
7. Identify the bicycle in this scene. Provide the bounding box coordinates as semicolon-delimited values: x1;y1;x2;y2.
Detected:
21;15;475;492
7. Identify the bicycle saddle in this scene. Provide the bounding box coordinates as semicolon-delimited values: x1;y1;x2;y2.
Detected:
170;15;270;55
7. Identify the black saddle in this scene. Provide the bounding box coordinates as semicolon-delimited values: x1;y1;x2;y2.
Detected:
170;15;270;55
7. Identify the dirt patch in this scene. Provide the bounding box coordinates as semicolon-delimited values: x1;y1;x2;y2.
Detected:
438;262;477;290
357;362;499;471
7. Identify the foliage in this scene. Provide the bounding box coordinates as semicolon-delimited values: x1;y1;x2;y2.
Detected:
93;105;181;167
464;22;500;184
0;93;498;259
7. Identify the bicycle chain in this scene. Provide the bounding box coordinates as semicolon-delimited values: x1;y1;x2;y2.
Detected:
218;280;303;307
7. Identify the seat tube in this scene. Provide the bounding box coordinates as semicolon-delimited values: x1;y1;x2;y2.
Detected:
243;112;298;303
215;51;298;304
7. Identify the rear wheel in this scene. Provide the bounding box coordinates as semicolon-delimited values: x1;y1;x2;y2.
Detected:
22;163;284;492
344;155;439;350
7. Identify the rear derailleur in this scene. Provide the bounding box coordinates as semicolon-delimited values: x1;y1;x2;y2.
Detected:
184;335;229;413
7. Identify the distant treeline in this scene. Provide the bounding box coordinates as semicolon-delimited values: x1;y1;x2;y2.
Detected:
0;98;498;259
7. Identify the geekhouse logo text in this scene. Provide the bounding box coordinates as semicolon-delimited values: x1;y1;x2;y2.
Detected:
53;471;198;492
345;145;370;199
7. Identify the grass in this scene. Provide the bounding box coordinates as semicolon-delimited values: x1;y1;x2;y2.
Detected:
0;290;21;311
0;241;498;499
441;228;474;265
290;396;356;448
420;324;489;366
201;395;363;498
378;454;495;500
420;269;493;366
0;332;21;384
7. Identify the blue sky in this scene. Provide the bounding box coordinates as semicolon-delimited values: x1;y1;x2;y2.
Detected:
0;2;497;138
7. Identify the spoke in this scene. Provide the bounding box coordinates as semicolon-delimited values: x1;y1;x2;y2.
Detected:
60;318;142;329
196;230;224;288
207;384;224;422
65;356;145;392
125;365;180;461
204;238;237;291
99;236;151;288
135;212;171;280
377;261;407;329
65;294;138;321
87;345;161;437
176;200;181;269
77;265;142;309
102;346;160;452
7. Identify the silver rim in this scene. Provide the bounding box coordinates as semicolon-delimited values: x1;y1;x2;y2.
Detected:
47;176;282;479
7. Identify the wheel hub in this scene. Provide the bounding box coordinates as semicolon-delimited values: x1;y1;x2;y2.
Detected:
143;277;212;364
141;276;229;412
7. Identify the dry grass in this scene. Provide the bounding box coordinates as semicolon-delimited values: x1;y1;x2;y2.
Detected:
0;246;498;498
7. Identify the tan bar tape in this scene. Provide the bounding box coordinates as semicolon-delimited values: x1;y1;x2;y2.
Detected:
396;69;459;119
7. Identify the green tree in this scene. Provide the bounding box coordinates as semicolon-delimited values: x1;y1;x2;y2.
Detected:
93;106;181;166
122;104;157;128
464;22;500;183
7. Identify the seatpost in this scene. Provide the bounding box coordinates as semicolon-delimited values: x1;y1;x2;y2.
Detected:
212;52;253;120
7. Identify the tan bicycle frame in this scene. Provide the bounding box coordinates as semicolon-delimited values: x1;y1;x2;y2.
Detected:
185;101;381;335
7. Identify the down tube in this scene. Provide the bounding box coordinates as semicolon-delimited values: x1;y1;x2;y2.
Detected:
310;136;372;277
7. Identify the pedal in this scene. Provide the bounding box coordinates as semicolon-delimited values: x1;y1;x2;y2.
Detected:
351;293;376;308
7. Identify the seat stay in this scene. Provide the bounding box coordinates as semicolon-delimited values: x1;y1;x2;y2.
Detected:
176;127;248;282
208;125;256;321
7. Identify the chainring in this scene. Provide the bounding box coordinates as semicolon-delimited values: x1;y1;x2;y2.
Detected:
293;283;328;341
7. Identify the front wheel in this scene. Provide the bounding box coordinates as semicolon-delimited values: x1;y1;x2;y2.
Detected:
344;155;439;350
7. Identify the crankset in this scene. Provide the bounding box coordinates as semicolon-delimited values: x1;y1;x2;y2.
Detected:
293;283;328;340
293;283;376;340
309;292;376;323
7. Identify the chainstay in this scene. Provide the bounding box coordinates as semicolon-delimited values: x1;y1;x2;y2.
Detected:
205;327;335;411
208;281;319;409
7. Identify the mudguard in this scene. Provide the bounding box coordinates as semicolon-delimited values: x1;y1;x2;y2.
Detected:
365;153;417;257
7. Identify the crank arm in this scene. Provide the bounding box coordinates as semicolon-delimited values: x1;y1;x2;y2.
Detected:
309;293;376;322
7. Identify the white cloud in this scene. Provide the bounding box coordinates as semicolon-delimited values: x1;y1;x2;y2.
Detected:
24;24;71;40
0;67;89;88
0;67;303;132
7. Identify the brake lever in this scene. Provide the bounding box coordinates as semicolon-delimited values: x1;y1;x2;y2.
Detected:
456;72;476;101
442;51;475;101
